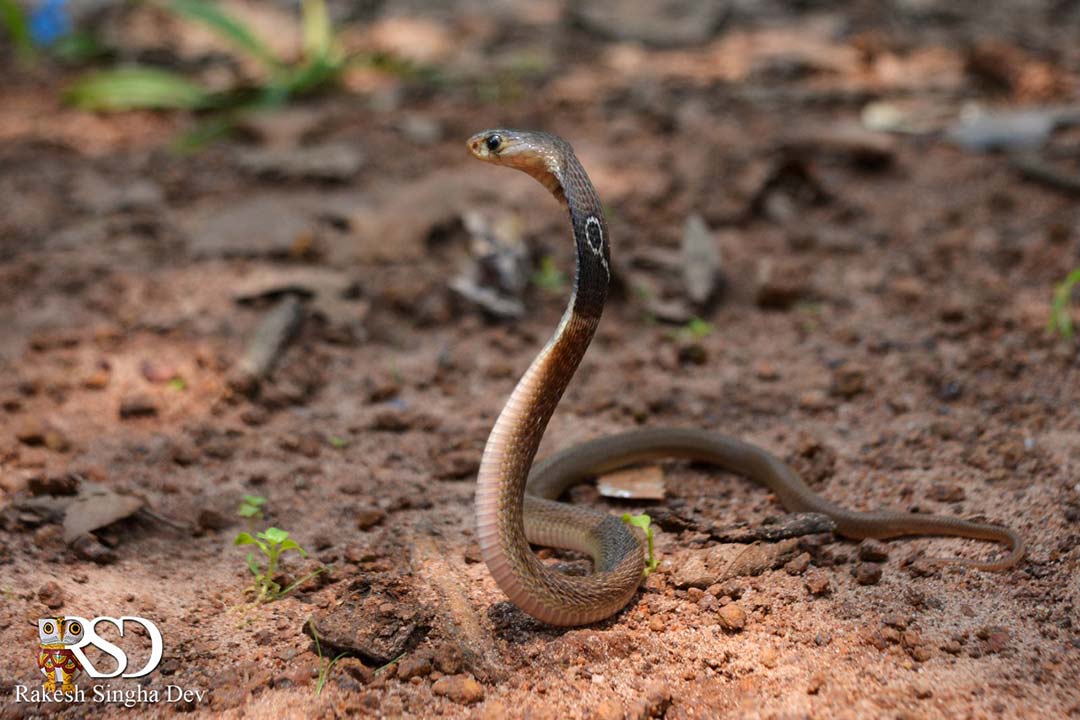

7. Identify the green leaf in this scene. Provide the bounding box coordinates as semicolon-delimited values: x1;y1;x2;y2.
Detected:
234;532;257;546
621;513;660;576
237;504;261;518
278;539;309;558
301;0;333;62
0;0;33;61
243;495;267;506
532;256;566;293
65;67;214;111
245;552;260;576
328;436;348;449
261;527;289;545
1049;267;1080;340
167;0;281;71
681;317;713;342
167;377;187;391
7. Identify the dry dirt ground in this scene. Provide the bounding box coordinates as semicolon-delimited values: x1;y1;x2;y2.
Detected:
1;1;1080;718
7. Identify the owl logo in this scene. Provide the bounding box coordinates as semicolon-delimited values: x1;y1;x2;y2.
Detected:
37;617;84;695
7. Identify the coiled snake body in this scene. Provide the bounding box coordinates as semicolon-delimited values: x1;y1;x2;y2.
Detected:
467;129;1023;627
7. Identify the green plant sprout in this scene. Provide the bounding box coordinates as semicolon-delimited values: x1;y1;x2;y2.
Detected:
621;513;660;576
1048;267;1080;339
680;317;714;342
0;0;33;62
532;256;567;293
237;494;267;519
308;620;347;696
67;0;346;112
234;527;322;603
328;435;349;449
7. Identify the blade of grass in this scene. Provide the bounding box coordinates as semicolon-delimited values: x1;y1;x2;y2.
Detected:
167;0;282;72
65;67;215;111
301;0;333;61
0;0;34;61
1049;267;1080;339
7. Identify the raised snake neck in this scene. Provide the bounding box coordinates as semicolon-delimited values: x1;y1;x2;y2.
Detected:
468;128;1024;627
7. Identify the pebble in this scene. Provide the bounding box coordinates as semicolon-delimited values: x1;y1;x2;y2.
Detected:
477;701;510;720
882;613;909;629
431;674;484;705
857;539;889;562
27;473;79;496
830;364;868;399
798;390;833;412
643;682;672;717
927;483;966;502
38;581;64;609
853;562;883;585
119;395;158;419
804;570;831;596
355;507;387;531
760;646;779;668
395;654;432;681
717;603;747;632
592;698;625;720
648;615;666;633
784;552;811;575
72;534;118;564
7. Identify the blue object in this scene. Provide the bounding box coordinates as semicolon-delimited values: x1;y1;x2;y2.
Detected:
29;0;71;46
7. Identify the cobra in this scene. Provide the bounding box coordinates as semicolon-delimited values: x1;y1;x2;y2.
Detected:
467;128;1023;627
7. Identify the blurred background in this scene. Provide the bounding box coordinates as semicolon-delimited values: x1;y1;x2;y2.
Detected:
1;1;1079;717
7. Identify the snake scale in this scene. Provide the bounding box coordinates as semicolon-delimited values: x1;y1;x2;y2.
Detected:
468;128;1023;627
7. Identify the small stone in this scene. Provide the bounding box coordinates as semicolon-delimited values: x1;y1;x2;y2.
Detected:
197;509;232;531
478;701;510;720
687;587;705;602
784;552;811;575
927;483;966;502
28;474;79;496
395;654;432;681
355;507;387;531
432;645;463;675
982;627;1009;654
648;615;666;633
643;682;672;718
830;364;867;399
882;613;909;629
807;673;826;694
592;698;625;720
71;534;119;564
909;646;932;662
717;603;746;632
431;674;484;705
853;562;883;585
119;395;158;419
753;361;779;381
82;368;111;390
940;638;963;655
798;390;833;412
858;539;889;562
760;646;779;669
755;259;810;309
804;570;831;596
38;581;65;609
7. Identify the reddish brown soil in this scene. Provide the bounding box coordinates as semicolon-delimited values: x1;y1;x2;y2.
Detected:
1;2;1079;718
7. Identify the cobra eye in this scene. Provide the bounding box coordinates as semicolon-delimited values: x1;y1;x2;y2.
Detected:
485;134;502;152
43;623;54;633
67;623;81;634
